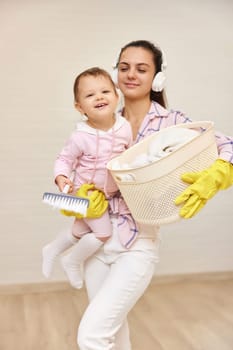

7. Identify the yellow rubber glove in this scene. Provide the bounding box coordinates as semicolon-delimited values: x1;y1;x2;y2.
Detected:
61;183;108;218
175;159;233;218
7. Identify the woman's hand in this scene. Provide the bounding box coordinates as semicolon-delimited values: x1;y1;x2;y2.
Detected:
77;184;108;218
175;159;233;218
61;183;108;218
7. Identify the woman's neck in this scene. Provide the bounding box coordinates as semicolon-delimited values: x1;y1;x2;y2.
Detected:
123;98;151;124
123;98;151;140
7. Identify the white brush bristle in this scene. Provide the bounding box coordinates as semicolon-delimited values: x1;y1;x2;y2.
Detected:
43;193;89;216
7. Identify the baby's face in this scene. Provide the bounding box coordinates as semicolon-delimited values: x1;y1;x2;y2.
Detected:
75;75;118;129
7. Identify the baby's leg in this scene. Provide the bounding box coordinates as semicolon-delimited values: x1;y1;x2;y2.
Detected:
42;227;78;278
61;212;112;289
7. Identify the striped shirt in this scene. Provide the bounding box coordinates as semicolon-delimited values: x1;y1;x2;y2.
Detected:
112;101;233;249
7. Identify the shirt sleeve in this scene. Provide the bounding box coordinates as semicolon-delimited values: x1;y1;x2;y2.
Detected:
169;110;233;164
214;130;233;164
54;131;82;179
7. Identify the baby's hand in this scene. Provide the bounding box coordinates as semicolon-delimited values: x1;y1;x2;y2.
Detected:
55;175;74;193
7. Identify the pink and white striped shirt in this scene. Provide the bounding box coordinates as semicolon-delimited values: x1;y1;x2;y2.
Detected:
112;101;233;249
130;101;233;163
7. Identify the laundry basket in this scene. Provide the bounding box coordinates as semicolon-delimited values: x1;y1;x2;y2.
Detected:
107;121;218;225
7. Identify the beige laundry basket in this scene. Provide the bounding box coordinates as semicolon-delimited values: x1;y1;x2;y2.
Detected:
107;121;218;225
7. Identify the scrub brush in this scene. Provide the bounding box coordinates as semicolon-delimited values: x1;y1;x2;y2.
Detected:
42;172;89;216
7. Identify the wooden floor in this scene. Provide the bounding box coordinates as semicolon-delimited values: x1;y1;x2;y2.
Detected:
1;274;233;350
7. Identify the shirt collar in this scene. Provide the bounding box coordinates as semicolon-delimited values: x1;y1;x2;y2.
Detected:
147;101;169;119
76;113;125;135
119;101;169;120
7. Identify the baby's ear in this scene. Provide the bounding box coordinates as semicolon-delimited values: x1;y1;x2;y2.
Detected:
74;101;83;113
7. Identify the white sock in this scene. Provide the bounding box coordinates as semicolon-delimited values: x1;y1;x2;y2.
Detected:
42;229;78;278
61;233;104;289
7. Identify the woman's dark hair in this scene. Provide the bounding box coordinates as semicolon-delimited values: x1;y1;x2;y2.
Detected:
117;40;167;107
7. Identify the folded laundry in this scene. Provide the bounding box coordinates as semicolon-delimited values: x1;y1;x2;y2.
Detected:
111;127;200;171
147;127;200;162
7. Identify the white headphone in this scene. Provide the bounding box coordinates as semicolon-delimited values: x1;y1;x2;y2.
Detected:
112;50;167;92
111;67;119;87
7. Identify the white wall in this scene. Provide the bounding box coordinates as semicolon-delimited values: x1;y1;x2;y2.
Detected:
1;0;233;284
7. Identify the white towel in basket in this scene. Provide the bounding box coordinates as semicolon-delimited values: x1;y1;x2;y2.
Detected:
111;127;200;181
147;127;200;163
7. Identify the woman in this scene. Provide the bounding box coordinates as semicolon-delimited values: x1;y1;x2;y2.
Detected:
77;40;233;350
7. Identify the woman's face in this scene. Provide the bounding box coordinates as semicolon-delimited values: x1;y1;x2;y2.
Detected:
117;47;156;100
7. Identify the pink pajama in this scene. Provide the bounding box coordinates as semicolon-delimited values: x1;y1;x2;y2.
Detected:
72;210;113;240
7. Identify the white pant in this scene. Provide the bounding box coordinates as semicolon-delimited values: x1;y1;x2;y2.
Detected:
77;217;160;350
